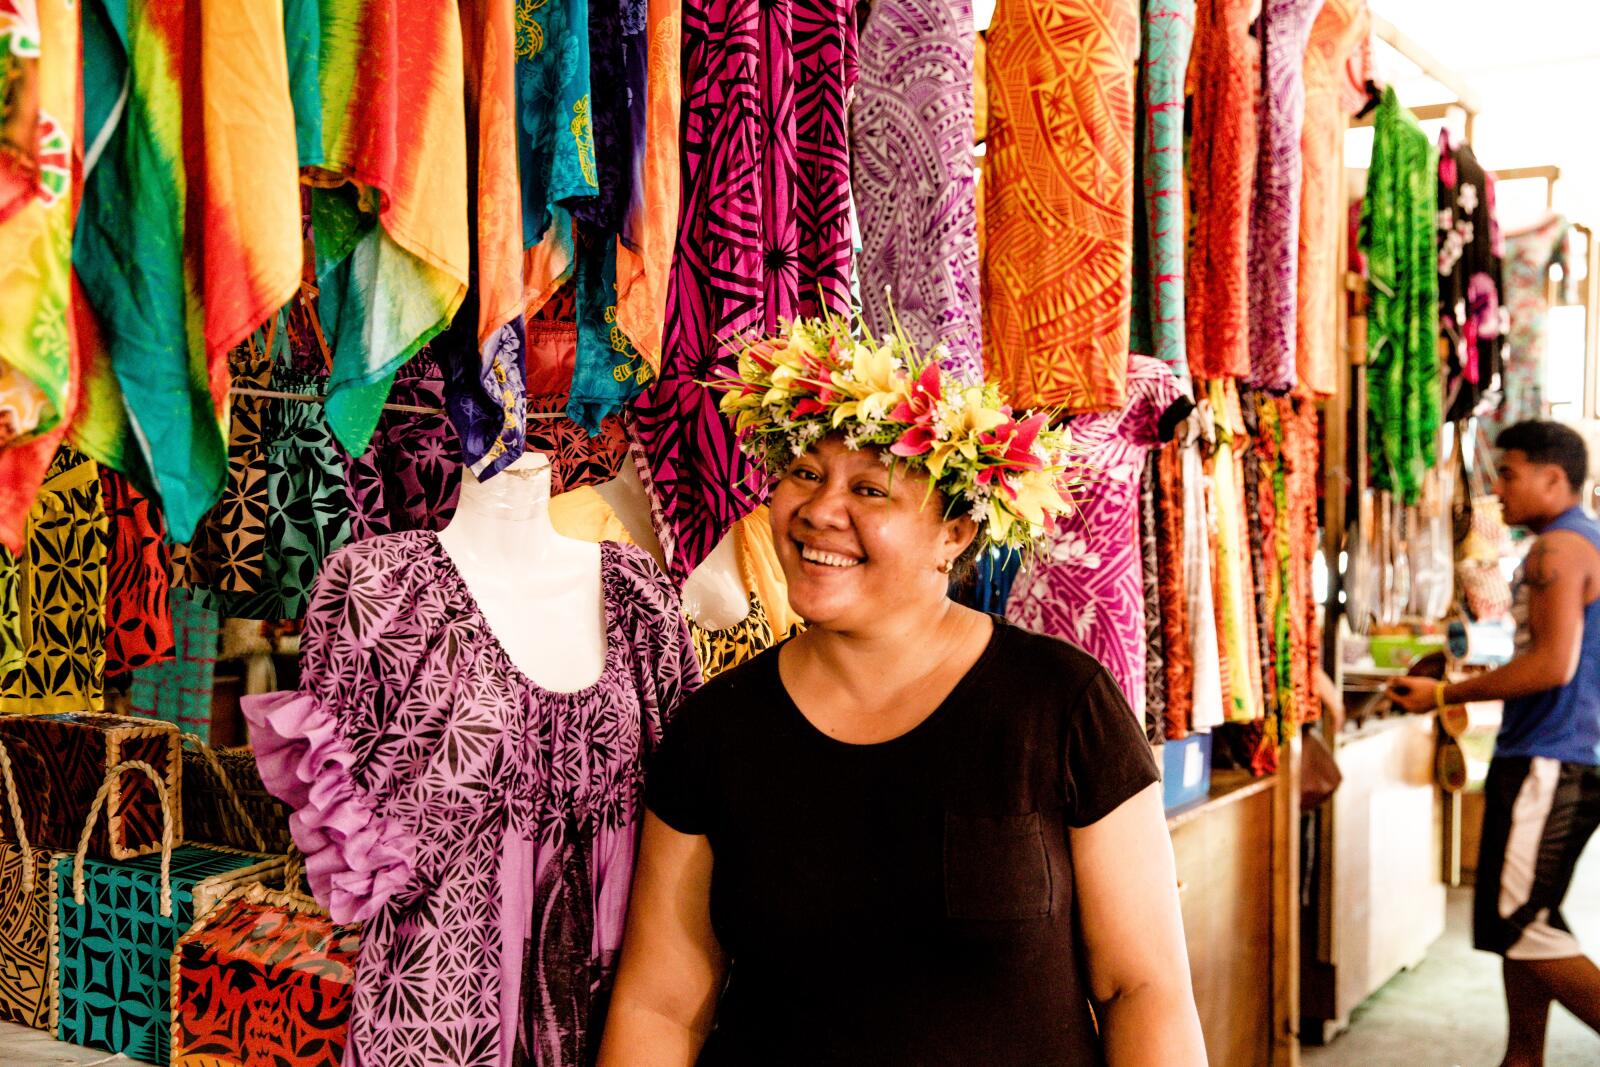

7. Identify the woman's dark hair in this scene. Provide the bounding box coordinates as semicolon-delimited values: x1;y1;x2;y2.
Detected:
1496;420;1588;491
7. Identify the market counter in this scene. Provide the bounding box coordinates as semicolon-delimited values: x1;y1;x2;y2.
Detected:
1170;769;1278;1067
1300;712;1446;1044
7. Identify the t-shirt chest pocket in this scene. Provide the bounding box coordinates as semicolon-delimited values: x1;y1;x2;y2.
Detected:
942;811;1054;921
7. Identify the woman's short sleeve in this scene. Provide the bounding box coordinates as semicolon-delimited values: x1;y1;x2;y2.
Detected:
1064;668;1161;827
644;692;715;836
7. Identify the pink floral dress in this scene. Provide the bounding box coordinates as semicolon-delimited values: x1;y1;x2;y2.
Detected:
1006;357;1189;718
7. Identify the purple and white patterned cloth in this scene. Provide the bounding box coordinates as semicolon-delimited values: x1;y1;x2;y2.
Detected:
244;533;699;1067
851;0;982;381
1247;0;1327;393
1006;356;1188;720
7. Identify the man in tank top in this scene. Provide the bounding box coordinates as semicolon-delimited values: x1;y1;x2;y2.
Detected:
1392;420;1600;1067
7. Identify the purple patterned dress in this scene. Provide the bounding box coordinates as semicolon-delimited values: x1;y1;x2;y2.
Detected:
851;0;981;381
1006;357;1188;721
243;534;699;1067
631;0;857;579
1246;0;1326;393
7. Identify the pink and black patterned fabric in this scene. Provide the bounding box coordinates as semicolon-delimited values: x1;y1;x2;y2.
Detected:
243;533;699;1066
1007;357;1188;720
632;0;857;578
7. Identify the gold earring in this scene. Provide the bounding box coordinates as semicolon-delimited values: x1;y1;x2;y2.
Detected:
937;559;953;574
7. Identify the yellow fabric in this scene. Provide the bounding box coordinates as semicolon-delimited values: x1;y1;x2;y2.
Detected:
549;486;636;545
550;491;800;637
1206;379;1258;723
733;507;800;638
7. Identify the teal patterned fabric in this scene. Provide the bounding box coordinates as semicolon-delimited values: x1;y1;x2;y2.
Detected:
129;588;220;741
568;232;650;435
1361;86;1439;504
53;845;274;1064
517;0;596;251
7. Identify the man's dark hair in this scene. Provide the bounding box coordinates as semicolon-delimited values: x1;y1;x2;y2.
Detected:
1496;420;1589;491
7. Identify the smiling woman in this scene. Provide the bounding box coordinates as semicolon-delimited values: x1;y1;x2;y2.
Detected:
596;317;1208;1067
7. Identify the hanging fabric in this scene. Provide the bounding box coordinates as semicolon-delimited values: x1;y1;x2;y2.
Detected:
982;0;1141;412
0;447;108;714
1130;0;1195;377
632;0;858;577
1437;130;1505;422
851;0;983;381
74;0;304;540
1361;86;1438;505
1493;213;1570;433
613;0;683;373
1246;0;1326;394
306;0;471;460
1185;0;1258;380
0;0;80;560
1296;0;1369;397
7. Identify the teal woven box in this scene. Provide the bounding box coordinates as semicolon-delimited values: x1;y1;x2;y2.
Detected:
52;844;281;1064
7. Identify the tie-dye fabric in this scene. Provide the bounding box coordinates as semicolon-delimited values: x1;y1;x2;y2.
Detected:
74;0;303;540
1296;0;1368;397
1007;357;1187;721
983;0;1140;413
0;0;83;558
851;0;982;381
633;0;857;577
1246;0;1325;394
1185;0;1258;380
309;0;470;459
0;0;74;451
244;533;699;1066
1132;0;1194;377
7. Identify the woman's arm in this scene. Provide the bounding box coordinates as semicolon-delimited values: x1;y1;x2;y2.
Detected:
597;812;727;1067
1072;781;1208;1067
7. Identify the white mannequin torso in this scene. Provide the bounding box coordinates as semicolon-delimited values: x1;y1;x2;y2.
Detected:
437;452;607;692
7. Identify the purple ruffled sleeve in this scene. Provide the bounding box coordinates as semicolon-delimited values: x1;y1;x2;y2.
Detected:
243;690;417;924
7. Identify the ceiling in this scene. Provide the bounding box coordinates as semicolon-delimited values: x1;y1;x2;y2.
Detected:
1362;2;1597;229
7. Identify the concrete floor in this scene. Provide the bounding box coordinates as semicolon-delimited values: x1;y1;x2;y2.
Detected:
1303;843;1600;1067
0;848;1596;1067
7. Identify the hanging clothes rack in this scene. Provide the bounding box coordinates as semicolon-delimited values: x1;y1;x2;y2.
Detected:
225;385;569;420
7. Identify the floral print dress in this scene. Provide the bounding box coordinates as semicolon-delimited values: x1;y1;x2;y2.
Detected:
1006;357;1187;719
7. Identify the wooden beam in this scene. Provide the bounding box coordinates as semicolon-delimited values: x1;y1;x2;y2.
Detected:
1349;101;1473;130
1370;14;1483;114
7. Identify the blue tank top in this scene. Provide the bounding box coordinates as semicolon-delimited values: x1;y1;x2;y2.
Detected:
1497;506;1600;766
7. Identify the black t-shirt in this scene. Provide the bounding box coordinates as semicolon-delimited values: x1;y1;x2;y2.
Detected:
645;618;1160;1066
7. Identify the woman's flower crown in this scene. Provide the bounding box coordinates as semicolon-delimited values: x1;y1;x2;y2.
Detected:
711;313;1077;551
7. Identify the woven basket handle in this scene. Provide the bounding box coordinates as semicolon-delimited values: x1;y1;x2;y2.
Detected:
73;760;175;918
0;737;34;894
181;733;266;853
283;849;306;896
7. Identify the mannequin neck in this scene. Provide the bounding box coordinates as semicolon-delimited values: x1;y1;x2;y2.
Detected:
443;453;559;557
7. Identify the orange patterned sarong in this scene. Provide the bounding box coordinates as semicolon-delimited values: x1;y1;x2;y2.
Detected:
982;0;1141;413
